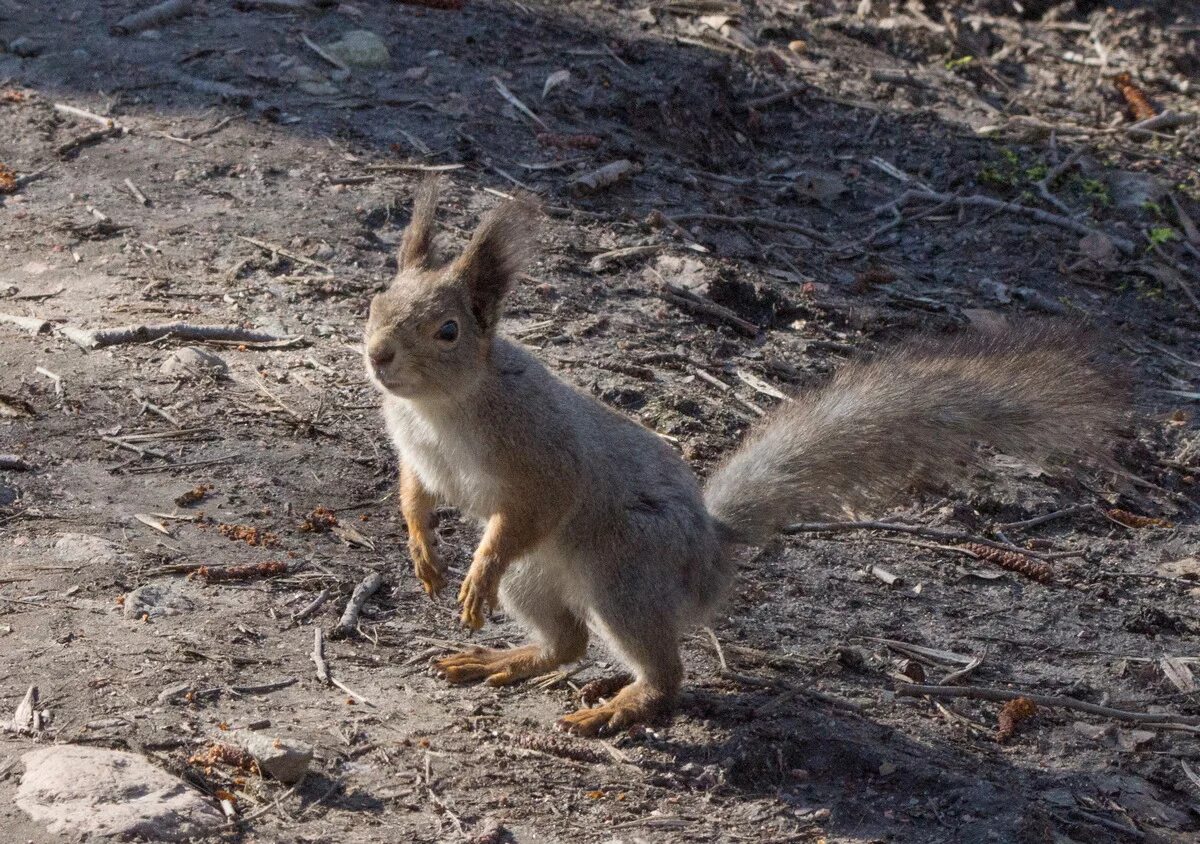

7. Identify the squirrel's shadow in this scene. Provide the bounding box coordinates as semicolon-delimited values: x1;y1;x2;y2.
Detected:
655;684;1131;844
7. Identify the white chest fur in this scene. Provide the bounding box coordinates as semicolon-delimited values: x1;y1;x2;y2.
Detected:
382;398;503;518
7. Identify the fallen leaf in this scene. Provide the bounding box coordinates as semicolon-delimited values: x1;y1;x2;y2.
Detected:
1157;556;1200;579
1078;232;1118;267
542;69;571;99
1116;729;1155;752
133;514;173;537
1160;657;1197;693
331;522;375;550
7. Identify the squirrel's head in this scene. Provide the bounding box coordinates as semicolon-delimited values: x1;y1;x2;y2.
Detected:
365;177;537;400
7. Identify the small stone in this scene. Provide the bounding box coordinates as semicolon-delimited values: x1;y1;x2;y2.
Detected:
17;746;224;840
123;581;197;619
1073;721;1111;741
1108;170;1167;212
8;37;44;58
54;533;125;566
324;30;389;69
1116;729;1156;752
232;732;313;784
161;346;228;379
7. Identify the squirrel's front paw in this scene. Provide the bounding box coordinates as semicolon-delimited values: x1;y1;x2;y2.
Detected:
457;561;501;631
409;539;446;597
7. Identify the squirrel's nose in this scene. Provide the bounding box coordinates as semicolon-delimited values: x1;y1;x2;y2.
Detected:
369;347;395;368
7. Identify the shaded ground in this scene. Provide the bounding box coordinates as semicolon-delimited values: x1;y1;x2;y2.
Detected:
1;1;1199;841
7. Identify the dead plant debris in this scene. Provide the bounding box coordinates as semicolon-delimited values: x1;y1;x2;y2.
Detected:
216;523;279;548
188;742;260;777
1112;72;1157;121
961;543;1053;584
536;132;602;150
175;483;214;507
191;561;288;582
510;731;610;765
1106;508;1173;529
299;506;339;533
996;697;1038;743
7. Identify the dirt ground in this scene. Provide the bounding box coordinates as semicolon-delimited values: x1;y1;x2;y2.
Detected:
2;1;1199;842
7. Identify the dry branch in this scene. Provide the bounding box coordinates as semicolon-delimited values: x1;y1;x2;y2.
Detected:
0;455;31;471
0;312;50;334
880;188;1136;255
669;212;834;246
311;627;330;684
656;281;760;338
897;683;1200;727
59;322;294;350
293;587;330;623
782;519;1060;561
330;572;384;639
112;0;193;35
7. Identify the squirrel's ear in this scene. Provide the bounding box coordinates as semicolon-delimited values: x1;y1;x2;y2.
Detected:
451;193;538;333
398;176;441;270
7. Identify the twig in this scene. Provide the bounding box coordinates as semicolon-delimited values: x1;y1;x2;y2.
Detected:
100;435;170;461
228;678;298;695
59;321;294;350
57;126;121;158
668;212;833;246
329;572;384;639
301;33;350;74
782;519;1060;561
52;102;116;128
311;627;330;684
123;178;149;206
330;677;375;706
744;85;805;110
999;504;1096;531
897;683;1200;727
293;587;329;623
1034;149;1083;216
111;0;193;35
702;627;791;690
188;116;235;141
655;279;759;338
880;188;1136;255
235;235;332;271
0;312;50;334
491;77;549;131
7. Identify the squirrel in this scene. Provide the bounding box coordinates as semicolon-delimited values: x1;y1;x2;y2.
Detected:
364;177;1120;736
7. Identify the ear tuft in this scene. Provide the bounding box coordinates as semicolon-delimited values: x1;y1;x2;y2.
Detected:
452;193;539;333
398;176;441;270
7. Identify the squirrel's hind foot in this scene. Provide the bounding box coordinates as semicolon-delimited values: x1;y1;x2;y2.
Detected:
434;645;553;686
557;681;671;737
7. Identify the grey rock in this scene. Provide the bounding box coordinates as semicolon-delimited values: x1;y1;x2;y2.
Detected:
1108;170;1167;212
324;30;389;69
54;533;125;566
123;581;198;619
232;732;313;784
161;346;228;378
17;746;224;840
8;37;44;58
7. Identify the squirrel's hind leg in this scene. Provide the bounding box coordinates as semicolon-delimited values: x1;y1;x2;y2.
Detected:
435;560;587;686
558;593;682;737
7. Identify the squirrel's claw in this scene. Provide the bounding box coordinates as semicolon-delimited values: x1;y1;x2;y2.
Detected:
409;541;445;598
457;564;500;630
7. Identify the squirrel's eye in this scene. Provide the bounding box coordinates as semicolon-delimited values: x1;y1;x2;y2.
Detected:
436;320;459;342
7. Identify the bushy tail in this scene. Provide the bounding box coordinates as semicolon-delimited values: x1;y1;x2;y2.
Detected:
704;325;1122;545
